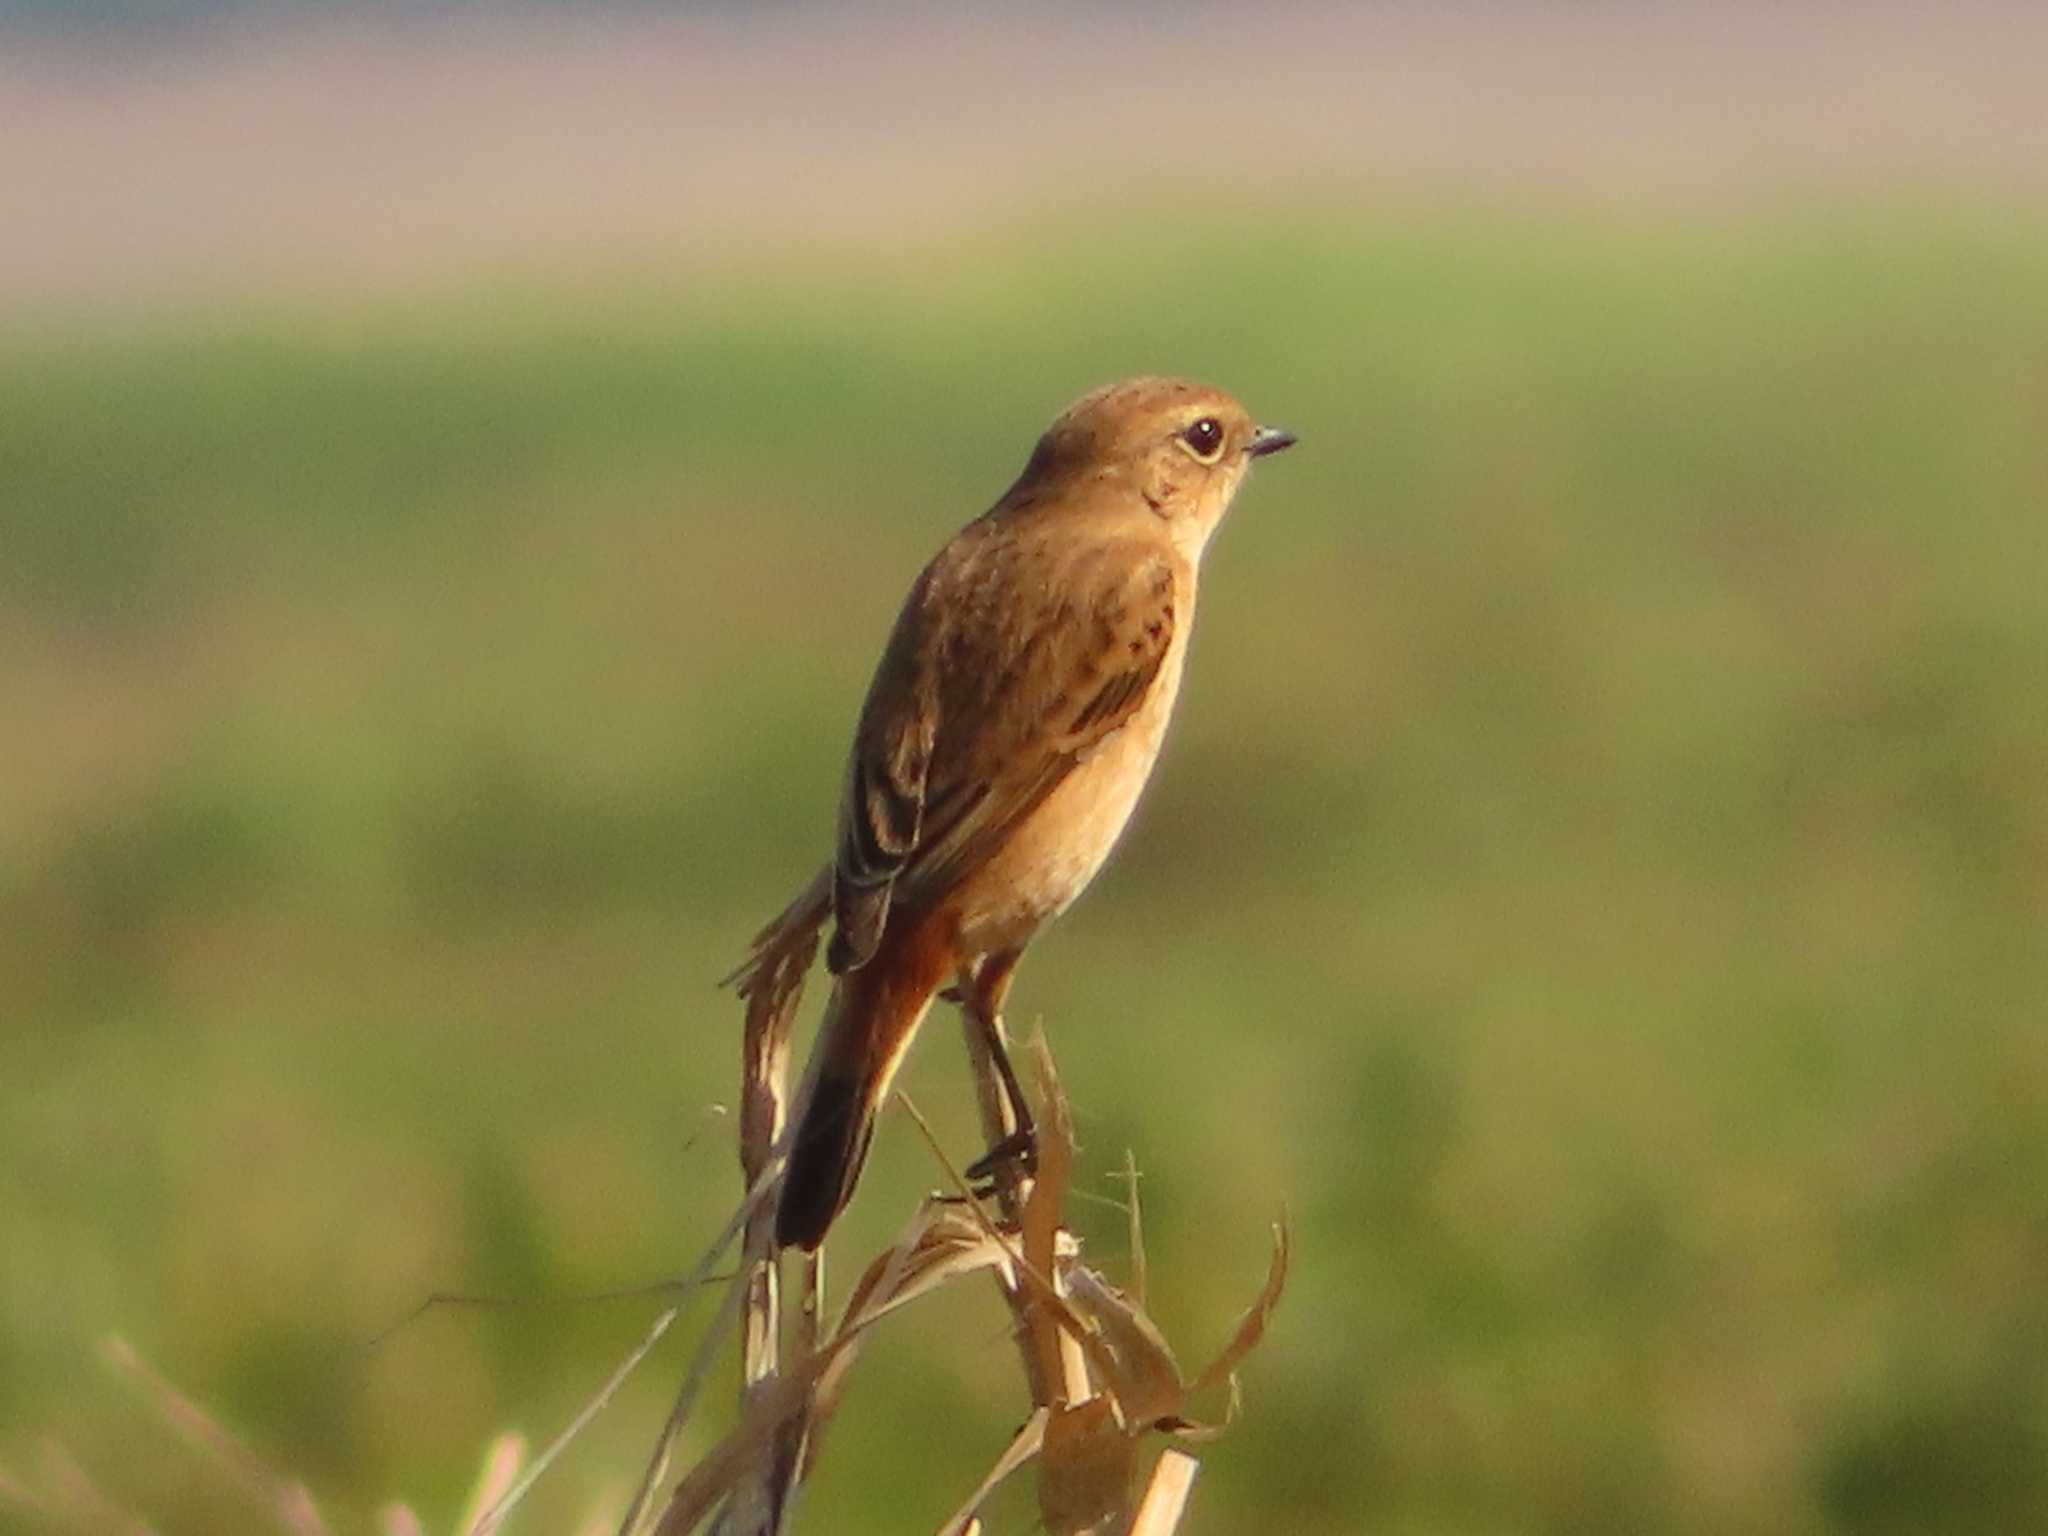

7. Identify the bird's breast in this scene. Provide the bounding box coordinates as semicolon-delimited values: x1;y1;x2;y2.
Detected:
948;616;1193;960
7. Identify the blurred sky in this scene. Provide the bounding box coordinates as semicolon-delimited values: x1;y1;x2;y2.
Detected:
4;1;2045;319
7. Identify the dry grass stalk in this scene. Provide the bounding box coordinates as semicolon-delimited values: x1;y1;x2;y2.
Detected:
617;1171;779;1536
469;1307;675;1535
714;869;832;1535
13;1439;156;1536
932;1408;1049;1536
100;1334;329;1536
4;1342;628;1536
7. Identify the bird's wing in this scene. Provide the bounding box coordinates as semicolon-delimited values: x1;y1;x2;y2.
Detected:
827;562;942;973
827;538;1178;972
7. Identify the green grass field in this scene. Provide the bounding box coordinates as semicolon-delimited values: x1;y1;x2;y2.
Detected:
4;211;2047;1534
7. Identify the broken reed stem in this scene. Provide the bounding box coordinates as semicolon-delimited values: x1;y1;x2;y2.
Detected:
727;1059;786;1534
720;872;828;1536
1128;1452;1200;1536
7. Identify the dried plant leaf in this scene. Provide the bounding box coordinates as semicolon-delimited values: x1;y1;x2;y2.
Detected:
836;1203;1016;1333
654;1346;849;1536
1187;1218;1291;1403
932;1406;1048;1536
1019;1030;1078;1283
1158;1376;1241;1444
1118;1150;1148;1309
727;871;819;1536
1015;1033;1085;1402
807;1199;1020;1442
1002;1256;1128;1414
661;1202;1031;1536
804;1195;1021;1480
721;867;830;1004
801;1199;947;1469
1060;1266;1183;1431
1037;1396;1137;1536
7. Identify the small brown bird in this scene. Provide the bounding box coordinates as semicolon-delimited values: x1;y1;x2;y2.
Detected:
769;377;1295;1249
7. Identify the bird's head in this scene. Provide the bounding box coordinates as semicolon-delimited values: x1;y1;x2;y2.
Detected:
1014;377;1296;555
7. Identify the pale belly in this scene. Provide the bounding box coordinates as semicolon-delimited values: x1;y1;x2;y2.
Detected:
949;639;1189;959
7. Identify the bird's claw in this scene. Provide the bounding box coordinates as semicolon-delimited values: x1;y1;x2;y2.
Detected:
964;1128;1039;1196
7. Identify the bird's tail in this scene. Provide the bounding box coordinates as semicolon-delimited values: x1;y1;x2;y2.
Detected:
775;922;951;1250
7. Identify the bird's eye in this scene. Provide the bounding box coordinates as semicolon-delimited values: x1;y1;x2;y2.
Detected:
1180;417;1225;460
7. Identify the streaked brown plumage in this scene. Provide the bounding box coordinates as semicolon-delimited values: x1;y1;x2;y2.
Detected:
767;376;1295;1249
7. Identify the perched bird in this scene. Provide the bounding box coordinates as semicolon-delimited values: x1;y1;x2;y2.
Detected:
768;376;1295;1250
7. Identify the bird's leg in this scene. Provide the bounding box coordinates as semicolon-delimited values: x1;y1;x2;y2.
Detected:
955;949;1038;1205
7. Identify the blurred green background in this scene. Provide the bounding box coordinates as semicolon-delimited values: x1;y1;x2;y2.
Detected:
5;8;2048;1535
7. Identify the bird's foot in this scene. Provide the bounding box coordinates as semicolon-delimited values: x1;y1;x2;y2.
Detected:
964;1128;1039;1197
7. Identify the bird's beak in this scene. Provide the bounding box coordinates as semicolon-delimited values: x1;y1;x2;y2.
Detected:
1248;425;1298;458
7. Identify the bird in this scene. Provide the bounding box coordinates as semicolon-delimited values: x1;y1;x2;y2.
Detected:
764;376;1295;1250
